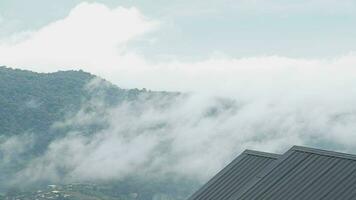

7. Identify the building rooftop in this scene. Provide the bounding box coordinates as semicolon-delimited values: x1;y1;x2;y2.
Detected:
189;146;356;200
188;150;280;200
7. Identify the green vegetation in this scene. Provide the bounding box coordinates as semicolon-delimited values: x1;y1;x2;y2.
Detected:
0;66;196;200
0;66;143;137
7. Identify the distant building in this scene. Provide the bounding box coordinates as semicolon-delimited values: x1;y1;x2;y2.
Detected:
188;146;356;200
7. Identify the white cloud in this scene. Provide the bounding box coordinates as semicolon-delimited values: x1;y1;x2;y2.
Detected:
0;2;157;72
14;83;356;184
0;134;34;164
1;2;356;95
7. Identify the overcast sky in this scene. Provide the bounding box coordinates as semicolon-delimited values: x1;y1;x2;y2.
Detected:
1;0;356;59
1;0;356;92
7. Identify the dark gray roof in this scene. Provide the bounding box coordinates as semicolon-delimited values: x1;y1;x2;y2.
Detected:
187;150;280;200
231;146;356;200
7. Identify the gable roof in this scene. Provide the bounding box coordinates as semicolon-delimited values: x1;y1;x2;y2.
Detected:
188;150;280;200
231;146;356;200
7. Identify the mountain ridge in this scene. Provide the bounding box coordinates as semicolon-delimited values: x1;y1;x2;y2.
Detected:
0;66;196;200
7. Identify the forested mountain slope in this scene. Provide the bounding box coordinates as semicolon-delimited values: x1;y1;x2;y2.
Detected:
0;66;144;136
0;66;196;200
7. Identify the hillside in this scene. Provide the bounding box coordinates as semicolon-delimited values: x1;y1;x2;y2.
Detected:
0;66;196;200
0;66;145;136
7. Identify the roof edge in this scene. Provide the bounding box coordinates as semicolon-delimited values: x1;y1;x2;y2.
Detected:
243;150;280;159
229;146;356;200
187;149;279;200
228;147;297;200
186;151;249;200
291;145;356;161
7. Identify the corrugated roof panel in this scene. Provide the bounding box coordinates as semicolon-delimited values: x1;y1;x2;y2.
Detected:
187;150;279;200
232;146;356;200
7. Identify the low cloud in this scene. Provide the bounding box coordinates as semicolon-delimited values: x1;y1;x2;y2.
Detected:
0;134;34;166
12;77;356;185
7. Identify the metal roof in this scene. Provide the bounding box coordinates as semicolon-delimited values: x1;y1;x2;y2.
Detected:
231;146;356;200
187;150;280;200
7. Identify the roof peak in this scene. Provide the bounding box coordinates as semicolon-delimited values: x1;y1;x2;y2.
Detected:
290;145;356;161
242;150;280;159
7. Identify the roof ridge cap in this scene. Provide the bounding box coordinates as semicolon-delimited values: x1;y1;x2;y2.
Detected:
291;145;356;161
243;149;280;159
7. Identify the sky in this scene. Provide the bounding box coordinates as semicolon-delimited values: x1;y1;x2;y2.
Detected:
1;0;356;60
1;0;356;92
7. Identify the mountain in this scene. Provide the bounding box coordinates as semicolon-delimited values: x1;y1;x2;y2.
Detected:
0;66;197;200
0;66;148;137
